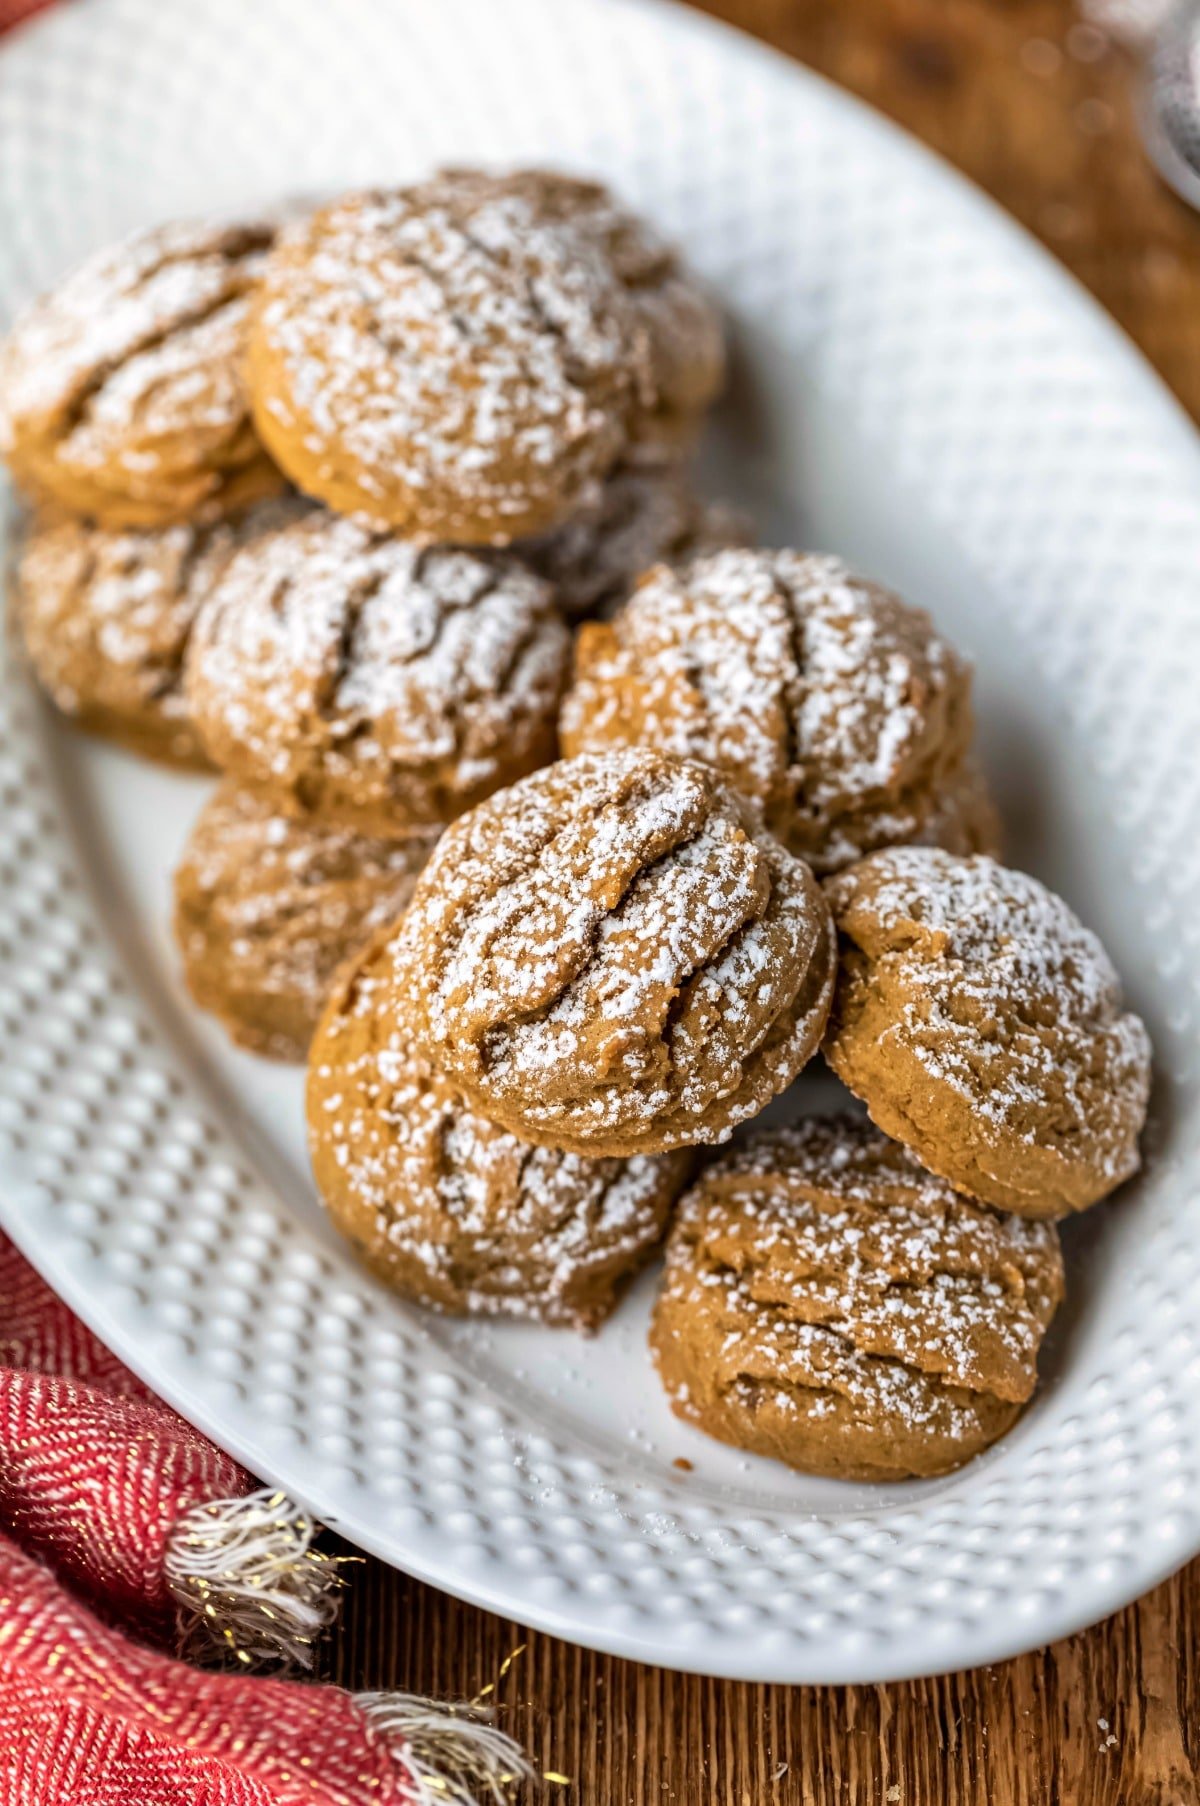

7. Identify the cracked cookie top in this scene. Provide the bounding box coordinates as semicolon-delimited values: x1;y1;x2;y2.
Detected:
649;1113;1064;1480
437;168;725;453
375;749;837;1155
11;494;306;768
560;548;977;872
823;848;1153;1218
307;930;691;1328
184;508;570;833
174;780;438;1061
0;219;283;527
246;171;718;542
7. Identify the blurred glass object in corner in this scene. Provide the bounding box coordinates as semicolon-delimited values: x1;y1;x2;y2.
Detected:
1142;0;1200;209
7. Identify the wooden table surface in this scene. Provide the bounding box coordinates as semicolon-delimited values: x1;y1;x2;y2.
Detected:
319;6;1200;1801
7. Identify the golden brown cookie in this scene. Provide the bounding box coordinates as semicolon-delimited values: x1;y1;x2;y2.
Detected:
649;1114;1064;1480
440;168;725;453
308;931;691;1327
560;548;977;874
246;171;720;541
184;509;570;833
814;753;1002;869
823;848;1152;1219
913;756;1003;861
0;220;283;528
173;781;437;1061
377;749;837;1156
521;458;749;620
10;496;305;768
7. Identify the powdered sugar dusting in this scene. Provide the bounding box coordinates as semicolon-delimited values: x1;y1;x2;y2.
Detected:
522;459;747;618
308;950;687;1327
440;166;725;441
693;1117;1062;1397
387;750;835;1151
0;219;275;517
13;495;304;756
185;509;569;827
826;848;1152;1194
561;547;972;871
250;174;651;538
0;221;270;429
653;1114;1063;1467
57;299;254;482
175;781;438;1058
788;553;952;807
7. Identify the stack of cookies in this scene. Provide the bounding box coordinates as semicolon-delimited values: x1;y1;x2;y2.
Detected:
0;170;1152;1482
1;172;730;1055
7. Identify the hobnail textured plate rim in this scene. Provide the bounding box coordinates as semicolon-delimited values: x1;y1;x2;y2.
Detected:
0;0;1198;1683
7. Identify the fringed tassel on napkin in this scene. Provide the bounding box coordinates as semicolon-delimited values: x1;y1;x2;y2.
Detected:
0;1235;536;1802
360;1693;536;1806
0;1529;536;1805
166;1503;537;1797
166;1488;345;1669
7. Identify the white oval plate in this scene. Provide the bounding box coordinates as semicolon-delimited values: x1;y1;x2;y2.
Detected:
1;0;1198;1687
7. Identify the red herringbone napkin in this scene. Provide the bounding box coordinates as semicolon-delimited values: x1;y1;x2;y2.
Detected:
0;1235;530;1805
0;0;52;33
0;6;532;1795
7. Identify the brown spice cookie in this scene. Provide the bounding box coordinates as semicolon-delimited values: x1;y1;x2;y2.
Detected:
649;1115;1064;1480
440;168;725;453
10;496;306;768
184;509;570;833
308;931;691;1327
822;849;1152;1218
247;171;722;541
521;457;749;620
378;749;837;1156
0;220;283;528
914;756;1003;861
560;548;977;873
174;781;436;1061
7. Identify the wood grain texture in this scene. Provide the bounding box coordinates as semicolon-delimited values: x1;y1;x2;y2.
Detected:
318;5;1200;1800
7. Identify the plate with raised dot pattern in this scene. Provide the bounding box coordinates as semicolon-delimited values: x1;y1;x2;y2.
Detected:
0;0;1198;1684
